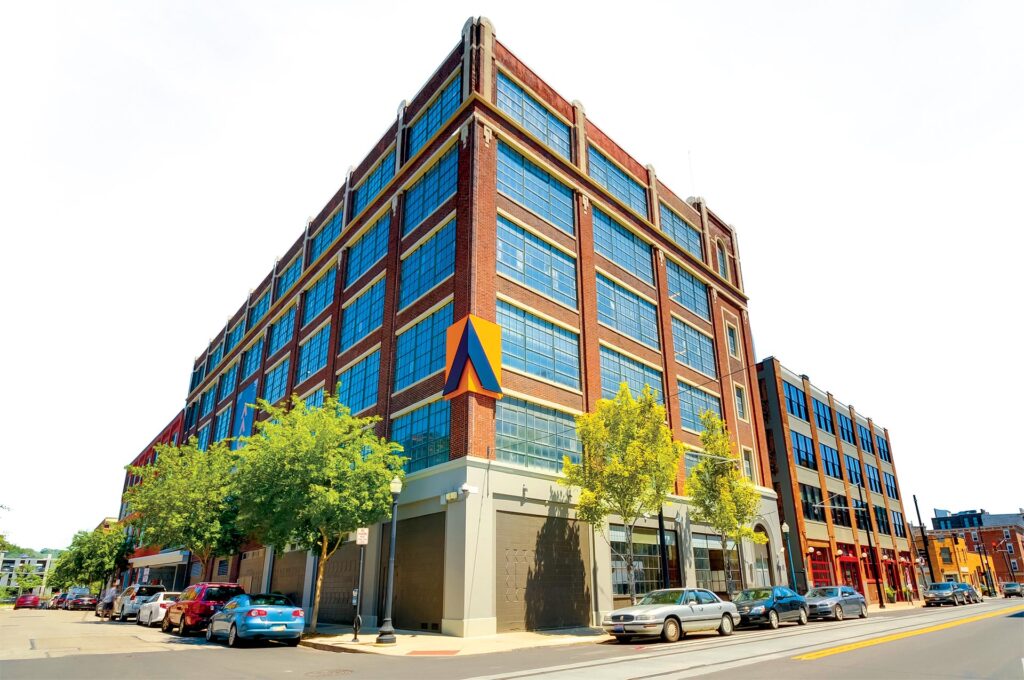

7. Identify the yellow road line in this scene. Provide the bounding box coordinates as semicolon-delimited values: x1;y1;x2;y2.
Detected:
794;604;1024;661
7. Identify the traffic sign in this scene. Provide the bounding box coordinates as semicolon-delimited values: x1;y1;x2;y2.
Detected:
356;527;369;545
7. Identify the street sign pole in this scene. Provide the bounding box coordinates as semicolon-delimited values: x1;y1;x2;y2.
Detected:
352;528;369;642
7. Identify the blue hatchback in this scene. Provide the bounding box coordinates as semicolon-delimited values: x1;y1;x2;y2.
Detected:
206;593;305;647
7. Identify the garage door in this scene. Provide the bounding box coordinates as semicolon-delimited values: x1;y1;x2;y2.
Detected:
379;512;445;632
237;548;266;594
316;541;361;624
270;550;307;606
496;511;591;632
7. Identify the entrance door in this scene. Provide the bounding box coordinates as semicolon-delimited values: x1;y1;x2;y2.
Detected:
840;560;863;594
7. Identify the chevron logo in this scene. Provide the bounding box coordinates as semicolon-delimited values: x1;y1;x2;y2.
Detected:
443;314;503;400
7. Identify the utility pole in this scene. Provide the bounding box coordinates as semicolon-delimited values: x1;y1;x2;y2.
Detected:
912;495;936;583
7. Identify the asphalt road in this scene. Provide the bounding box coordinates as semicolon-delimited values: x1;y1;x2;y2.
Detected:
2;599;1022;679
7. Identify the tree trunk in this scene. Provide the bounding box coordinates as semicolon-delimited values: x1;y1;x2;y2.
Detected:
626;524;637;605
310;541;328;634
722;533;731;596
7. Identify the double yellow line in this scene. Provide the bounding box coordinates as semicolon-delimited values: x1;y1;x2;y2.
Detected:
794;604;1024;660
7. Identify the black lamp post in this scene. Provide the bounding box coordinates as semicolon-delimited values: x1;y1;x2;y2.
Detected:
376;476;403;645
781;521;797;590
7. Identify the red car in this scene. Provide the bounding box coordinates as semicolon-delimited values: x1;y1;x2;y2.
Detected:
14;594;39;610
67;594;99;611
161;582;245;635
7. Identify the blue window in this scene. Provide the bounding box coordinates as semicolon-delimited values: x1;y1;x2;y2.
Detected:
189;363;206;392
600;345;662;402
249;292;270;327
345;213;390;288
305;388;325;410
337;349;380;414
276;258;302;298
403;146;458;236
495;73;571;159
892;511;907;538
791;431;816;470
677;381;722;432
309;213;342;264
497;300;580;389
800;484;825;523
876;434;891;462
268;307;296;356
659;203;703;260
845;455;862;486
302;268;336;327
858;424;875;454
495;397;580;473
593;208;653;285
671;318;716;378
214;406;232;443
392;399;450;473
295;324;331;384
241;338;264;379
394;303;452;391
587;146;647;216
874;505;890;534
883;472;899;500
399;219;455;309
200;388;216;417
208;343;223;371
263;358;290;404
406;75;461;160
497;142;574;235
351;149;396;218
813;399;834;434
218;364;237;402
596;274;659;348
819;443;842;479
666;260;710;320
197;424;211;452
783;381;808;421
865;464;882;493
837;412;856;445
496;215;577;308
853;499;870;530
340;278;386;350
225;322;245;353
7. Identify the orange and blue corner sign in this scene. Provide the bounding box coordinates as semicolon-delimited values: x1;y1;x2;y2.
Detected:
443;314;503;400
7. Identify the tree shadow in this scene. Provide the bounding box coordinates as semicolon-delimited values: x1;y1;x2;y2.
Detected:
523;501;592;631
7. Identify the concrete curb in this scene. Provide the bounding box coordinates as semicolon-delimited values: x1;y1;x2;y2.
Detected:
299;639;377;654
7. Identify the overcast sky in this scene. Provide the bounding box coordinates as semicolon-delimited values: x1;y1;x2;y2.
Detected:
1;1;1021;550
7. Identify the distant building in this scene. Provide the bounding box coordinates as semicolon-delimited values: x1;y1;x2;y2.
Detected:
0;552;55;596
926;509;1023;588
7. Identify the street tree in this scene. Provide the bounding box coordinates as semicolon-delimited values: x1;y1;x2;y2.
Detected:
124;439;243;581
235;395;405;632
685;410;767;593
560;384;684;604
49;527;132;591
12;562;43;595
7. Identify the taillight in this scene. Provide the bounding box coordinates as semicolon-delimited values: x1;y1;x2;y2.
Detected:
292;609;304;618
160;603;170;609
130;595;136;601
247;609;268;617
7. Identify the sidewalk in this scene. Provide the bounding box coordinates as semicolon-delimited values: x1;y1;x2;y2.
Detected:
300;624;609;656
868;600;918;613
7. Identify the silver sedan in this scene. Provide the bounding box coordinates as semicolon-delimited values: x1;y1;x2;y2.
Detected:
805;585;867;620
602;588;739;643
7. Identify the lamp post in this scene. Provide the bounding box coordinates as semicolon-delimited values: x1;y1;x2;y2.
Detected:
376;476;403;645
781;522;797;590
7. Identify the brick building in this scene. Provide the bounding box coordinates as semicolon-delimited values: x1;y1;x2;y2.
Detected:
123;17;785;635
922;510;1024;590
757;359;918;604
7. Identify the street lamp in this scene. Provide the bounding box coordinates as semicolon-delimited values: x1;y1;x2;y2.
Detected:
376;476;403;645
781;522;798;590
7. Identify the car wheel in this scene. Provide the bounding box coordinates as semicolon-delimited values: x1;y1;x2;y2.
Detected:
661;617;681;643
859;604;867;619
614;635;632;644
228;624;243;648
136;615;142;626
284;637;300;647
178;615;189;636
119;609;128;622
767;609;780;630
797;607;808;625
717;614;734;636
206;626;217;643
161;615;173;634
834;605;844;621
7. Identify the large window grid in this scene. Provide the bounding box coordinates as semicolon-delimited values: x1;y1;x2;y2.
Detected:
593;209;654;285
494;397;580;473
336;350;380;415
611;525;682;597
263;359;290;404
268;307;296;356
496;142;574;235
588;146;647;216
844;454;863;486
791;431;816;470
596;274;659;349
837;412;856;444
393;303;452;391
241;338;264;380
666;260;710;320
351;149;396;218
801;484;825;522
658;203;703;260
852;499;870;530
249;292;270;327
214;406;232;443
497;301;580;389
671;318;716;378
600;346;663;402
225;322;245;353
406;75;461;160
783;381;809;421
197;425;211;452
276;258;302;298
865;464;882;493
813;399;834;434
345;213;390;288
309;213;342;264
693;533;740;594
392;399;450;473
831;494;852;527
819;443;842;479
883;472;899;500
208;343;223;371
295;324;331;384
858;424;875;454
496;216;577;308
398;220;455;309
200;388;216;417
189;364;206;392
218;365;237;402
874;505;891;534
496;73;571;160
302;268;336;326
403;146;458;236
340;278;386;350
876;435;891;462
677;381;721;432
892;511;907;538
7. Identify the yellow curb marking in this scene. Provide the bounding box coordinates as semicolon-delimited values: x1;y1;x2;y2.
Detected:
794;604;1024;661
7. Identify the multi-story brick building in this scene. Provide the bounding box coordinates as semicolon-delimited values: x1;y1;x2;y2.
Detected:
925;509;1024;590
757;358;917;604
124;17;785;635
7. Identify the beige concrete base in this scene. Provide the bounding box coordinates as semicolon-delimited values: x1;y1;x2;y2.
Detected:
441;616;497;637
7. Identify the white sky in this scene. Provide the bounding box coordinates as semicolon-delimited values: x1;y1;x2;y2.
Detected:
1;1;1021;549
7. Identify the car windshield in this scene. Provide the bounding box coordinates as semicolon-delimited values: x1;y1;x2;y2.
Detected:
638;591;682;605
928;583;954;590
205;587;244;602
137;587;163;596
249;594;293;607
734;588;772;602
807;588;839;598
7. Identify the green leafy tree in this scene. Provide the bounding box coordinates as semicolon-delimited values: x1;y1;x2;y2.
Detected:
560;384;684;604
235;395;405;632
686;411;767;593
124;439;243;581
13;562;43;595
48;527;131;592
0;503;13;554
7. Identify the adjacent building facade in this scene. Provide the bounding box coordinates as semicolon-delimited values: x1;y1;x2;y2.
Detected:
757;358;917;604
120;17;786;635
923;509;1024;589
0;552;55;596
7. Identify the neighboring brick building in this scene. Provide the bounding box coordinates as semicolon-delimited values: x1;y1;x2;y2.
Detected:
124;17;785;635
757;358;917;604
925;509;1024;590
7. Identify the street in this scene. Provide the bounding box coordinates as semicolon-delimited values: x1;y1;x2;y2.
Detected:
1;599;1022;679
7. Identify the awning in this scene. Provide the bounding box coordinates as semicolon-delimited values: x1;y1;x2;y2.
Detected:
129;550;189;568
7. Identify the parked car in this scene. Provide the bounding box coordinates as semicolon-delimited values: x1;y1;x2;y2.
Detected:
954;583;983;604
1003;582;1023;598
49;592;69;610
14;594;39;610
923;581;966;606
111;584;166;621
805;585;868;620
162;583;245;635
66;594;99;611
137;592;181;627
61;587;92;610
734;586;809;629
601;588;738;643
206;593;305;647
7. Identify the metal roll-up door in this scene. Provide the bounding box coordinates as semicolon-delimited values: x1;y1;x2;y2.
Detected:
316;541;361;624
379;512;445;632
270;550;307;606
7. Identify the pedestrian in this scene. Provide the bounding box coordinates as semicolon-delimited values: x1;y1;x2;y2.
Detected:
100;582;119;619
